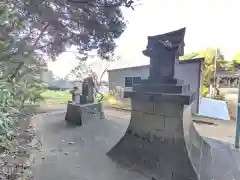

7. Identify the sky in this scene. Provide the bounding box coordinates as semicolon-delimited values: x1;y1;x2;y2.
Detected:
48;0;240;79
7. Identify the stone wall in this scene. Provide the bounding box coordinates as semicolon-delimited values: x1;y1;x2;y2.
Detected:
183;104;212;180
108;96;197;179
80;103;104;124
129;97;184;140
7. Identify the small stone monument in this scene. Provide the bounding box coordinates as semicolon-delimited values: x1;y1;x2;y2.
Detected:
65;75;104;125
70;86;78;103
80;76;95;104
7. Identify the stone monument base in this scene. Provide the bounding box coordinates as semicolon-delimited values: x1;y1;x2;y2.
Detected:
65;102;104;125
107;94;198;180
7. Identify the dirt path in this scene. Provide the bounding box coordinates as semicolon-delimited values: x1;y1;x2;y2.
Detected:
220;88;238;121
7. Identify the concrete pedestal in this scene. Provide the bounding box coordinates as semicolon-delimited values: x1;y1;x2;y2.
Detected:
107;92;197;180
65;102;104;126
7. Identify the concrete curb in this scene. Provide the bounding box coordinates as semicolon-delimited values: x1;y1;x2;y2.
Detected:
35;108;66;114
103;105;131;112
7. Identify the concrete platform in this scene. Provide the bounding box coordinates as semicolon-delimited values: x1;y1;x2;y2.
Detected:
31;109;240;180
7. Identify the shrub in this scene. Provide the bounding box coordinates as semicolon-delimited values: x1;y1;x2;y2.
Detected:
0;110;15;152
212;93;225;101
202;86;209;97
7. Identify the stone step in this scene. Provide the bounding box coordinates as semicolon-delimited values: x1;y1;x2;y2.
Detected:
124;91;195;105
133;84;190;94
137;78;184;85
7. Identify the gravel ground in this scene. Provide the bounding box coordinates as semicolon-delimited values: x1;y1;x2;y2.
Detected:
0;115;37;180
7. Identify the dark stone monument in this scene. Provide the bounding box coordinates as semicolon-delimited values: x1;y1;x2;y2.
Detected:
124;28;193;101
70;86;78;102
107;28;198;179
65;76;104;125
108;28;240;180
80;77;95;104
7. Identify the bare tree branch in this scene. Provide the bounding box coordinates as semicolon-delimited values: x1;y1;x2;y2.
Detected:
9;23;50;82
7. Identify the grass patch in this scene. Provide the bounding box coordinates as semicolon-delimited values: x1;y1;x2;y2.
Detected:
37;90;72;111
41;90;71;104
40;90;131;111
99;93;131;110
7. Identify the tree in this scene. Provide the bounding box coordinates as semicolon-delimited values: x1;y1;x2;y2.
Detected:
2;0;138;80
234;52;240;62
0;4;47;83
181;47;226;87
230;52;240;71
0;0;138;151
179;52;198;60
0;5;46;152
69;56;110;101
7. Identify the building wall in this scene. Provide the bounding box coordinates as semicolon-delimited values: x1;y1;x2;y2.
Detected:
108;66;149;92
108;59;203;114
175;60;203;114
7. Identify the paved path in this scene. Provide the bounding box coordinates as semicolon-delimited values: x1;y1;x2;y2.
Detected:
219;88;238;120
30;109;239;180
30;110;149;180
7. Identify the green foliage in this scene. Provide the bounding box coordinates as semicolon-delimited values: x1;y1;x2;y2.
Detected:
0;5;46;152
234;52;240;61
0;111;14;151
181;47;228;87
3;0;131;59
212;93;225;101
179;52;198;60
0;0;134;153
202;86;209;97
230;52;240;71
41;90;71;104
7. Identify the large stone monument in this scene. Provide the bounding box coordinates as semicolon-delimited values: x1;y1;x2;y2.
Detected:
107;28;240;180
107;28;199;179
65;76;104;125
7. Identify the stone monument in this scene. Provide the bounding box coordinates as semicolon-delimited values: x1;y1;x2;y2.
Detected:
108;28;240;180
107;28;198;179
80;76;95;104
65;76;104;125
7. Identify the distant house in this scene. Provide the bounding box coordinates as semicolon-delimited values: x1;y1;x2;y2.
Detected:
216;69;240;88
41;70;54;85
40;70;82;90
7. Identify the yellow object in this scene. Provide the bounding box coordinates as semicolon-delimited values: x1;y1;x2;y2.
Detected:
108;98;117;105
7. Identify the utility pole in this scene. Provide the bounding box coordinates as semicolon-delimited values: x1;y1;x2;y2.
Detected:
213;48;218;96
235;80;240;149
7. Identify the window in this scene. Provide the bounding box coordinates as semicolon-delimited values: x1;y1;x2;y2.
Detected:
133;77;141;85
125;77;133;87
125;76;141;87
